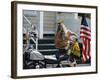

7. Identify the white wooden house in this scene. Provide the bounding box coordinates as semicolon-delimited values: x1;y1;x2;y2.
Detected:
23;10;90;40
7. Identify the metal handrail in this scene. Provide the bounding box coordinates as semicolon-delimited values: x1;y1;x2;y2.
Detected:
23;15;38;50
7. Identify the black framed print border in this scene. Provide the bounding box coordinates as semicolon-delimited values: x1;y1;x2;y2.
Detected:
11;1;98;79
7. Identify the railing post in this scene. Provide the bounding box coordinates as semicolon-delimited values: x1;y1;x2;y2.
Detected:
36;30;38;51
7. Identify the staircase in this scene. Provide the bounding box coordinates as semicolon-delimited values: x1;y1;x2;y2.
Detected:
30;34;58;55
39;34;58;55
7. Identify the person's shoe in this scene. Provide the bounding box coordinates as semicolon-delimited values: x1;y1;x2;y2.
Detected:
56;64;61;68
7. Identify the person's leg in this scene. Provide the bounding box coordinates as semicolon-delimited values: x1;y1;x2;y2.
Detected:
56;49;67;67
55;49;61;67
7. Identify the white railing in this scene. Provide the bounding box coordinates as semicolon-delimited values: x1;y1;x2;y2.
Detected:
23;15;38;50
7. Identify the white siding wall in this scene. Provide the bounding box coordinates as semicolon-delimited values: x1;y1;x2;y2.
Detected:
43;11;56;34
56;12;91;40
23;10;90;40
56;12;80;35
23;10;39;33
